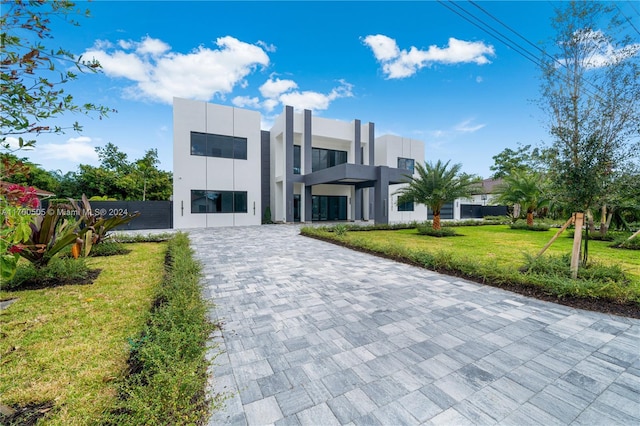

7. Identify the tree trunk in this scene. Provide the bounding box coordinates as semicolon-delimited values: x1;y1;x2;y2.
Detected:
600;205;607;236
526;211;533;227
587;209;596;234
605;209;614;231
433;213;441;230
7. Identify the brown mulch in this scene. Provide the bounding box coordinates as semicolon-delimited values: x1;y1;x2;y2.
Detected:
6;269;101;292
0;402;54;426
303;233;640;319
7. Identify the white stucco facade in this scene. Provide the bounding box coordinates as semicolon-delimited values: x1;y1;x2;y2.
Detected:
172;98;430;228
375;135;428;224
173;98;262;228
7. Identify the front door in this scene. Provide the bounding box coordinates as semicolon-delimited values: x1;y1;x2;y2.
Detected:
293;195;301;222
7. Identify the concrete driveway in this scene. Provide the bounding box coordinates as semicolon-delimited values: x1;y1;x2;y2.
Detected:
190;225;640;425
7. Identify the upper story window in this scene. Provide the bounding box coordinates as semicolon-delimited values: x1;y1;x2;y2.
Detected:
293;145;301;175
312;148;347;172
398;157;415;174
190;132;247;160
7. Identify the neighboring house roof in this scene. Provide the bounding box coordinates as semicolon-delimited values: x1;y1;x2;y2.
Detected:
0;181;56;198
471;178;504;195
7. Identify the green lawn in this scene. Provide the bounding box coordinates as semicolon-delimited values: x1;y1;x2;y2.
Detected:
0;243;166;424
303;225;640;304
353;226;639;279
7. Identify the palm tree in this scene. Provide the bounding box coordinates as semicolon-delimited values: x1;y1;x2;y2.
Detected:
496;169;548;227
395;160;478;230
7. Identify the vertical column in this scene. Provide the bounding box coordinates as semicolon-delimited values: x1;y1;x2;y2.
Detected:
368;122;375;166
304;185;313;222
304;109;312;174
374;166;389;225
355;187;362;220
260;130;271;222
354;119;361;165
285;106;294;222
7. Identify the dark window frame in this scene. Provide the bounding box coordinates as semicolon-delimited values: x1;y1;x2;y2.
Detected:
293;145;301;174
190;190;248;214
397;199;414;212
312;147;348;172
190;132;247;160
397;157;415;174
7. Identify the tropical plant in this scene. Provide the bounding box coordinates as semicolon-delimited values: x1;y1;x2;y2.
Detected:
0;184;39;280
17;203;87;267
69;195;140;257
394;160;478;230
495;170;549;227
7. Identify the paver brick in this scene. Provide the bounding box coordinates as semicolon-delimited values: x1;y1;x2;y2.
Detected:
191;226;640;425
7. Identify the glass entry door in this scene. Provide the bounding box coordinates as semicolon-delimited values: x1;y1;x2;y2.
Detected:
293;195;301;222
312;196;347;221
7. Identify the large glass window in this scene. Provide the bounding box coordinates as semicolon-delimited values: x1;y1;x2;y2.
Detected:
398;199;414;211
312;148;348;171
312;196;347;221
191;190;248;213
398;157;415;173
293;145;301;174
190;132;247;160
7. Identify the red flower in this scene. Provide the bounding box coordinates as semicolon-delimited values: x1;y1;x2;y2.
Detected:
8;245;23;254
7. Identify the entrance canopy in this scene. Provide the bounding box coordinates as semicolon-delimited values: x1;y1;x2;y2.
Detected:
300;164;410;188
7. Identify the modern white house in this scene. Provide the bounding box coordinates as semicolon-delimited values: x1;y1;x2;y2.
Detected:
173;98;427;228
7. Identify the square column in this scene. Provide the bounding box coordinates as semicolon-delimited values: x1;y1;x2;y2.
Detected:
374;166;389;225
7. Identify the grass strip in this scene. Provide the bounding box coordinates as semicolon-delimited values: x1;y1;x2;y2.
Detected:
103;232;216;425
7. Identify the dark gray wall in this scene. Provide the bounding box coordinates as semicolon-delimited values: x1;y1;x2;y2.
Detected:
83;201;172;230
460;204;508;219
261;130;271;221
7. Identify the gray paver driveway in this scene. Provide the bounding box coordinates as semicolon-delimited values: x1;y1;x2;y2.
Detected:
190;225;640;425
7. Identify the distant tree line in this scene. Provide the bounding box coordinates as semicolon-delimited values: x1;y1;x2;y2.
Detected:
2;143;172;201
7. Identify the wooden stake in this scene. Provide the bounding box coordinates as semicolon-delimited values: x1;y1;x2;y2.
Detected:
627;228;640;241
536;216;575;258
570;212;584;279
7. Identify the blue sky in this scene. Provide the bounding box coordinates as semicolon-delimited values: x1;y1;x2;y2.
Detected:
10;1;640;178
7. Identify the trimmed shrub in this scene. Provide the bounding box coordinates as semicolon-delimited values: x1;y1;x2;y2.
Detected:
6;257;90;290
416;225;459;237
509;222;550;231
105;233;218;425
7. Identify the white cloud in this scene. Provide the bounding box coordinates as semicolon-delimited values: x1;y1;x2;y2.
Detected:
363;34;400;61
135;35;171;56
569;29;640;69
363;34;495;79
36;136;99;163
83;35;270;104
258;78;353;112
232;96;262;109
454;119;486;133
259;78;298;99
257;40;277;53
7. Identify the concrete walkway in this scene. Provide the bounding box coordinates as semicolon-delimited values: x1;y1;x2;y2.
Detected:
190;225;640;425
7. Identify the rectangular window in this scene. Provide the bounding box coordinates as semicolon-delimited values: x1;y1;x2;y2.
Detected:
312;147;348;171
398;157;415;173
190;133;206;156
190;132;247;160
191;190;248;213
398;199;414;212
293;145;301;174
